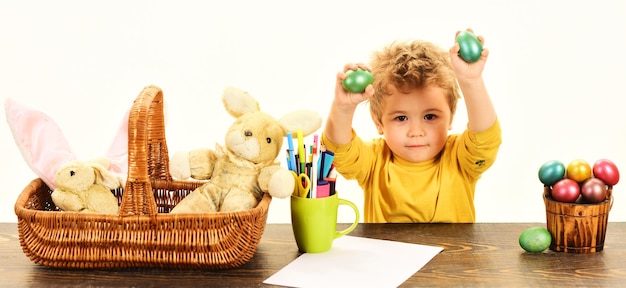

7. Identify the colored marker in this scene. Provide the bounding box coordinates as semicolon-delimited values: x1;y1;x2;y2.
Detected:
285;149;292;171
318;149;335;179
311;141;318;198
316;180;330;198
325;168;338;196
286;132;297;172
297;130;305;175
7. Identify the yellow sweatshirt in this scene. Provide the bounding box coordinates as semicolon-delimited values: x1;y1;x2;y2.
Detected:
322;119;501;223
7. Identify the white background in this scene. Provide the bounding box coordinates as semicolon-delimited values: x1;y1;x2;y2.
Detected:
2;1;625;223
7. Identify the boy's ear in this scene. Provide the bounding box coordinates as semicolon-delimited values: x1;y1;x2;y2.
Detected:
375;122;384;135
370;110;384;135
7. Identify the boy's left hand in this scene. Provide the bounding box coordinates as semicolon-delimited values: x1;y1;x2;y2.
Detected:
449;29;489;82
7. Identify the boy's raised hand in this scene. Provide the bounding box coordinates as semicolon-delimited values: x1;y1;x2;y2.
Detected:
334;63;375;109
449;29;489;82
449;29;497;133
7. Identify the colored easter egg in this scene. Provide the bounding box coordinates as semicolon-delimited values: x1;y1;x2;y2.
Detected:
566;159;592;183
519;226;552;253
581;178;608;203
593;159;620;186
538;160;566;186
456;31;483;63
342;69;373;93
551;178;580;203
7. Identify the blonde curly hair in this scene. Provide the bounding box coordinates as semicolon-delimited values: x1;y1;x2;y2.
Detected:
369;40;460;124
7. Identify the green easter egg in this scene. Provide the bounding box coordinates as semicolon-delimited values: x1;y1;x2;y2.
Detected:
456;31;483;63
342;69;373;93
519;226;552;253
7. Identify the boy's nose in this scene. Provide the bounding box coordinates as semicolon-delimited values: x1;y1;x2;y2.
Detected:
408;122;425;137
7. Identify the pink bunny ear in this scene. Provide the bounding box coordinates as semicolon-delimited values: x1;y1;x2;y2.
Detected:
105;108;129;178
103;99;168;184
5;98;77;189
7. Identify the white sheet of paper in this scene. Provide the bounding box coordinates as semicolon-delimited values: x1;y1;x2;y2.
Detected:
263;235;443;288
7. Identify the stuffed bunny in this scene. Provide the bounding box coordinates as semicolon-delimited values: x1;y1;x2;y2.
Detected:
5;98;129;214
169;86;322;213
51;159;121;214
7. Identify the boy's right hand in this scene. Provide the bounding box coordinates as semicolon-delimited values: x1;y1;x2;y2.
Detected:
334;63;375;110
324;63;375;146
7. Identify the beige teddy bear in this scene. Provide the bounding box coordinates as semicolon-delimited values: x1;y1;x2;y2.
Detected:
169;86;322;213
51;158;121;214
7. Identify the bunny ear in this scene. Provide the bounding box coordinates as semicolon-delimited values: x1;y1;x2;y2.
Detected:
279;109;323;137
104;108;129;179
222;86;260;118
103;97;171;182
90;162;122;190
5;98;77;189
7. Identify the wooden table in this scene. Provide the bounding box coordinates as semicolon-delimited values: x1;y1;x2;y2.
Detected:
2;222;626;287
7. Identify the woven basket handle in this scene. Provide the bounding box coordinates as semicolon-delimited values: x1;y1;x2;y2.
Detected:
119;85;172;216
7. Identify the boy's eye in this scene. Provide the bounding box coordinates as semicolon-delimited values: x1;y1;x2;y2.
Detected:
424;114;437;121
395;115;408;121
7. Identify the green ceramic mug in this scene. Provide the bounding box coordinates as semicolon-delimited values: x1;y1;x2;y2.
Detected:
290;194;359;253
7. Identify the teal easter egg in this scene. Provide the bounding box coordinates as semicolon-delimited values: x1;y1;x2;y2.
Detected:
456;31;483;63
538;160;566;186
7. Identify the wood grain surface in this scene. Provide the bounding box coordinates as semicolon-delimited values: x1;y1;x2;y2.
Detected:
2;222;626;287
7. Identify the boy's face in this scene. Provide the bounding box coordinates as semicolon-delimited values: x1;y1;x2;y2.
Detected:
374;85;452;163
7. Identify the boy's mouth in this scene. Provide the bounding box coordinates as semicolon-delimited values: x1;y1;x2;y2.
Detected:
406;144;428;148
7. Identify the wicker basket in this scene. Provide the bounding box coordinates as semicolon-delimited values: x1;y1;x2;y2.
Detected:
14;85;271;269
543;186;611;253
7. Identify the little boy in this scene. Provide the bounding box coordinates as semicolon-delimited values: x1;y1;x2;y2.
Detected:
321;30;501;223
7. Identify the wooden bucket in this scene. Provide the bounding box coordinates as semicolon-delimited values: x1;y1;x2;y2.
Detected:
543;186;612;253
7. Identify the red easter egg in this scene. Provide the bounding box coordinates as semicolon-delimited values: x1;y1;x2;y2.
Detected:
551;178;580;203
593;159;620;186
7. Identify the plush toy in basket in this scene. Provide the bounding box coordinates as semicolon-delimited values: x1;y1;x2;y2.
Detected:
169;86;322;213
5;98;129;214
10;85;317;270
